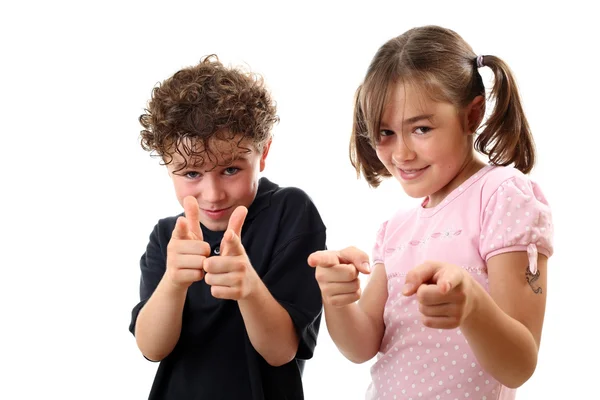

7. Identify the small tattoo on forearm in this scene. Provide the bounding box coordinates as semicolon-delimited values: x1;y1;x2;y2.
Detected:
525;266;543;294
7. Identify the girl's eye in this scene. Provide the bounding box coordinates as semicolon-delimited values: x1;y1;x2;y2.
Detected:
414;126;432;135
379;129;395;137
224;167;239;176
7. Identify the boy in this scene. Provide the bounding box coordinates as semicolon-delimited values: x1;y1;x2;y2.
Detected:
129;55;326;399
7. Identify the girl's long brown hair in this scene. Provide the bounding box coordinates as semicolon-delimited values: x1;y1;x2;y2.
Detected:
350;25;535;188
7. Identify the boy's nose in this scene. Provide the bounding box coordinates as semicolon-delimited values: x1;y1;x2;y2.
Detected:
200;178;226;203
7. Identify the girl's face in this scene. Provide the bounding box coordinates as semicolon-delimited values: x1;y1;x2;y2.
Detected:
375;82;484;207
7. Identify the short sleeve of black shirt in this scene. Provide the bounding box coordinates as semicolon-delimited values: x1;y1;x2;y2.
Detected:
129;178;326;400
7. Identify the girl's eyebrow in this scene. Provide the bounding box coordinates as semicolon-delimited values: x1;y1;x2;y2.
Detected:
381;114;435;130
404;113;435;124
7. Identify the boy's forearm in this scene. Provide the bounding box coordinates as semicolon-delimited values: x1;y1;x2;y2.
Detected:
324;303;383;364
461;283;539;388
135;278;187;361
237;280;299;367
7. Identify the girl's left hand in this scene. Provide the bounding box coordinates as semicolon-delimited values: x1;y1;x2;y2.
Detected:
402;261;477;329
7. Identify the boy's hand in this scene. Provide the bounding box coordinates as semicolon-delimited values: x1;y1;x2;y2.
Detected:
203;206;259;300
165;196;210;290
402;261;476;329
307;247;371;307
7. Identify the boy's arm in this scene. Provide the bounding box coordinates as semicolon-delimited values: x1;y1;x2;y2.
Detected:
131;199;209;361
134;278;187;361
237;278;300;366
203;205;322;366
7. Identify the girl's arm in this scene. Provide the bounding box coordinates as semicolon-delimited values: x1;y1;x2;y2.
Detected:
322;261;388;364
460;251;547;388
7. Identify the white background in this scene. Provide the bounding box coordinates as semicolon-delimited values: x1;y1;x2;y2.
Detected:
1;1;598;399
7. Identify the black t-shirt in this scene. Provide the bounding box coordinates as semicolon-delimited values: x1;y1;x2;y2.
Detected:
129;178;326;400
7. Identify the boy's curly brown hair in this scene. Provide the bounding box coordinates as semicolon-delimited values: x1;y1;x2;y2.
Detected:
139;55;279;171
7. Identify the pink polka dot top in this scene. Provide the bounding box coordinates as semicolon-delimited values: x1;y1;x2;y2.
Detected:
366;165;554;400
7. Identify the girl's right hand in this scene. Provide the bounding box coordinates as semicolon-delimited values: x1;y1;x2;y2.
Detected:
165;196;211;290
307;247;371;307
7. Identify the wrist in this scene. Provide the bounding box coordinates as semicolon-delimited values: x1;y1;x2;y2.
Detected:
461;277;484;326
240;270;266;303
159;276;189;297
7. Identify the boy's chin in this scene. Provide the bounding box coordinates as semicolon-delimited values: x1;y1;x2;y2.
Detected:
201;219;229;232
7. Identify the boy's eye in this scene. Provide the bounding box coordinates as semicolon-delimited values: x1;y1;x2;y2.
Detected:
224;167;239;176
184;171;201;179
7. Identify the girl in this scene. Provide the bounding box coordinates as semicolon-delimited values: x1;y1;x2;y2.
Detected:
308;25;553;400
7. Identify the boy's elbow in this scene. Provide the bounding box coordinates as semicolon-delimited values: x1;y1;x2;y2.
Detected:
136;339;171;362
139;348;167;362
264;351;296;367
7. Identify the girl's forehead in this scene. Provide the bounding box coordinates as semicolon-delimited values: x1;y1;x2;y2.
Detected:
383;83;436;117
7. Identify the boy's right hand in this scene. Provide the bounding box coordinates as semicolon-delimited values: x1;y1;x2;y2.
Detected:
307;247;371;307
165;196;211;290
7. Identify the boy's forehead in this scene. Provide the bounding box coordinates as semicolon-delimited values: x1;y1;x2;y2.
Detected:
169;136;254;168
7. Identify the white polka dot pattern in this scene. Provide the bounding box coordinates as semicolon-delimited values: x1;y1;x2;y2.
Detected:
366;166;551;400
479;176;554;263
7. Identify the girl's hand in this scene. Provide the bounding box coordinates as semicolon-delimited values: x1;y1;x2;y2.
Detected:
402;261;477;329
307;247;371;307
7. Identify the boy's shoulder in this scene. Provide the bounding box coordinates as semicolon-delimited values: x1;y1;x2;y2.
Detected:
255;177;320;212
253;177;325;233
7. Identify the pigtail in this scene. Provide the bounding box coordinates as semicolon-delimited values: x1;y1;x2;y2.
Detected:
349;86;389;188
475;55;536;174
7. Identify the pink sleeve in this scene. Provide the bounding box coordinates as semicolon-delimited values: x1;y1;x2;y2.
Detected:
479;176;554;273
372;220;389;266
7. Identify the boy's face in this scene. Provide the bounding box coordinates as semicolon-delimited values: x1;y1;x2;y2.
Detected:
167;134;271;232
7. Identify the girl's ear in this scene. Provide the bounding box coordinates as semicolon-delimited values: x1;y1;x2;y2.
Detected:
464;95;486;134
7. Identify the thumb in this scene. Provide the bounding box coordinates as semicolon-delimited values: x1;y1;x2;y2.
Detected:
338;246;371;274
402;261;440;296
226;206;247;238
172;216;190;240
220;227;245;256
183;196;203;241
220;206;248;256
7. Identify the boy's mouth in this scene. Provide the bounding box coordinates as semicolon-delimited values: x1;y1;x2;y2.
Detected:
201;206;232;220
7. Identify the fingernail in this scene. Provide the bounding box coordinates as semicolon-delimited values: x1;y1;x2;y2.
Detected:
362;262;371;272
402;283;414;295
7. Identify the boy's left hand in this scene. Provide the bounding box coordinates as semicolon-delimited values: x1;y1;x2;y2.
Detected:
203;206;259;300
402;261;477;329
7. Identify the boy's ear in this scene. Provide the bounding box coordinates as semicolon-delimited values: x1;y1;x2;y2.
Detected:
259;138;272;172
464;95;485;135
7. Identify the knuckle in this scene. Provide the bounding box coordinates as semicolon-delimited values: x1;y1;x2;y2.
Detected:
422;317;434;328
315;268;328;282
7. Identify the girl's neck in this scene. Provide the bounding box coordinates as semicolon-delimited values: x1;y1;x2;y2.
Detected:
425;156;486;208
